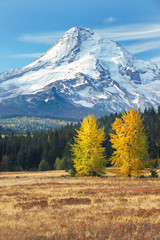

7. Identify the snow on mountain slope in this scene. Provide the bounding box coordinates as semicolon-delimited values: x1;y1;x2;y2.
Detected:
0;27;160;119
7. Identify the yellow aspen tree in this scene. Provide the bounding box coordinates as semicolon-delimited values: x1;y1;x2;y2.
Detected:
110;109;148;177
71;115;106;176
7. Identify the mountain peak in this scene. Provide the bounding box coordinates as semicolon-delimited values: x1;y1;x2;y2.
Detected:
27;26;97;68
65;26;93;33
64;26;94;39
0;27;159;119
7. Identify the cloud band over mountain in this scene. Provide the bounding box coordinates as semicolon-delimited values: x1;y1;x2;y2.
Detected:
16;23;160;65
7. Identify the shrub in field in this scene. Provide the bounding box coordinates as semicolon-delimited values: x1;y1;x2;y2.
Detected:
54;157;65;170
150;169;158;178
38;159;50;171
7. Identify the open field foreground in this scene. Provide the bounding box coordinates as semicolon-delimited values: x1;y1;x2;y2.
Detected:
0;171;160;240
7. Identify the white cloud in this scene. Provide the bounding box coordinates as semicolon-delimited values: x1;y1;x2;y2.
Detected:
103;17;116;24
125;40;160;54
16;23;160;61
18;31;64;44
95;23;160;41
18;23;160;46
11;53;44;58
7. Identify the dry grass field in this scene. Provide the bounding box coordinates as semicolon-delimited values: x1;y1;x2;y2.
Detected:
0;170;160;240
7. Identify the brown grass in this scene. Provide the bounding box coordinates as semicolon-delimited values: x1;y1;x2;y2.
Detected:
0;170;160;240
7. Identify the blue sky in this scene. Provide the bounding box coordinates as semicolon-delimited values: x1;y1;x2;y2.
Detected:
1;0;160;73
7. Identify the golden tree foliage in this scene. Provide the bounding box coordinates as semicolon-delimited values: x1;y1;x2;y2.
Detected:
110;109;148;176
71;115;106;176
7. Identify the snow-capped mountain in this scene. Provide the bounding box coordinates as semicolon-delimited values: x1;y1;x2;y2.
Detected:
0;27;160;119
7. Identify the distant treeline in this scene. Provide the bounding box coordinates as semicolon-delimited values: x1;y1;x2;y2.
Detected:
0;116;72;134
0;107;160;172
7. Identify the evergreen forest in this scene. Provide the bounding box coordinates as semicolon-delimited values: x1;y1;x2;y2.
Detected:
0;107;160;172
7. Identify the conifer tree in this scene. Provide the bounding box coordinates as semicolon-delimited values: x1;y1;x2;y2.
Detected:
71;115;106;176
110;109;148;176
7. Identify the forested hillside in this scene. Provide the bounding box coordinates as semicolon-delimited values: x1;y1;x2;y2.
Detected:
0;108;160;172
0;116;71;133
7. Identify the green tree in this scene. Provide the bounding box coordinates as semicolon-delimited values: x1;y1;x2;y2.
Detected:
110;109;148;177
71;115;106;176
54;157;66;170
38;159;50;171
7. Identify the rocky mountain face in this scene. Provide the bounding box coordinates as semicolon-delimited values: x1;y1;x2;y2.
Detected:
0;27;160;119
